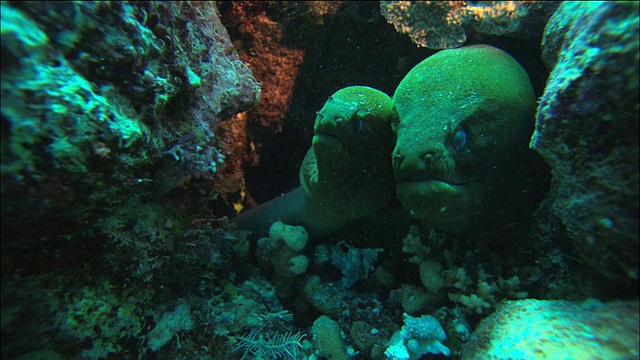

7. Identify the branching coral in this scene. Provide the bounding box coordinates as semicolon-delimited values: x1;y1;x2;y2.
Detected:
445;267;528;314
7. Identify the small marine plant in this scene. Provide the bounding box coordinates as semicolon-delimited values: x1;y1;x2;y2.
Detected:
260;309;294;329
232;329;306;359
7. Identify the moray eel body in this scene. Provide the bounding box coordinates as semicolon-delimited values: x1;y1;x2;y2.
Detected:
392;45;537;234
235;86;396;236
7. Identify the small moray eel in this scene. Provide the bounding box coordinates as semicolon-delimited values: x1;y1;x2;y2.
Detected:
392;45;537;234
235;86;396;236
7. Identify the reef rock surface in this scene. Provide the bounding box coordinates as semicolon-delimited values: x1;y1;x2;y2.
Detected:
531;1;639;280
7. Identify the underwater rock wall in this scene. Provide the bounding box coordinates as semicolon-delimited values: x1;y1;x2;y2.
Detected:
532;1;640;281
461;298;639;358
1;2;262;358
1;1;638;360
1;1;260;235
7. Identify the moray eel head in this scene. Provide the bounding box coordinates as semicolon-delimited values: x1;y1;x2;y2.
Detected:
300;86;396;223
392;45;537;233
311;87;393;168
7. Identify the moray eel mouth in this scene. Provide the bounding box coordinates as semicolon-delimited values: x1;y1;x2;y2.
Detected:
396;178;480;225
312;132;344;154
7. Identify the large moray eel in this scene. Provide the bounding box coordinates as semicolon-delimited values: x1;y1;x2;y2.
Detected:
392;45;539;234
234;86;396;236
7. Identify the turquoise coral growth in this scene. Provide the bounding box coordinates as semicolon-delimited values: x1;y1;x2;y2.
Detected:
385;313;451;359
461;299;640;358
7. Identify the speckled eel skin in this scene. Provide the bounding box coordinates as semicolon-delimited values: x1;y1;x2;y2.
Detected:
234;86;396;236
392;45;538;234
237;46;542;237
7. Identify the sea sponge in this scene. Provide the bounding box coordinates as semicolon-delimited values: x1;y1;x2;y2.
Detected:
400;284;430;316
288;255;309;275
349;320;378;352
385;313;451;359
419;260;445;294
303;276;349;319
269;221;308;252
312;315;349;360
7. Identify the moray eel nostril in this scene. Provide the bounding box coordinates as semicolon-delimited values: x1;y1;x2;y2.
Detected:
423;153;435;163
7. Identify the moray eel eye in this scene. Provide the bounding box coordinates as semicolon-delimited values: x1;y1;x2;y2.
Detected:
352;117;363;134
452;128;467;151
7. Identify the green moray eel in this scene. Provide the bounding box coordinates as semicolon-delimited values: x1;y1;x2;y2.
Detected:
234;86;396;236
392;45;538;234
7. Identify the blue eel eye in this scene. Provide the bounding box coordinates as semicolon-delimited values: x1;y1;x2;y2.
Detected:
452;129;467;151
352;118;363;133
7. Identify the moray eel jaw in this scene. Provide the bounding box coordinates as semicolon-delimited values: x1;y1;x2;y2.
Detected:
312;133;343;157
396;179;482;228
311;96;359;164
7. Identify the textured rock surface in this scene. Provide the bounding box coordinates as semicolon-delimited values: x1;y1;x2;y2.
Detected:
461;298;640;359
1;3;260;358
531;1;639;280
3;2;636;359
1;1;260;235
380;1;557;50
